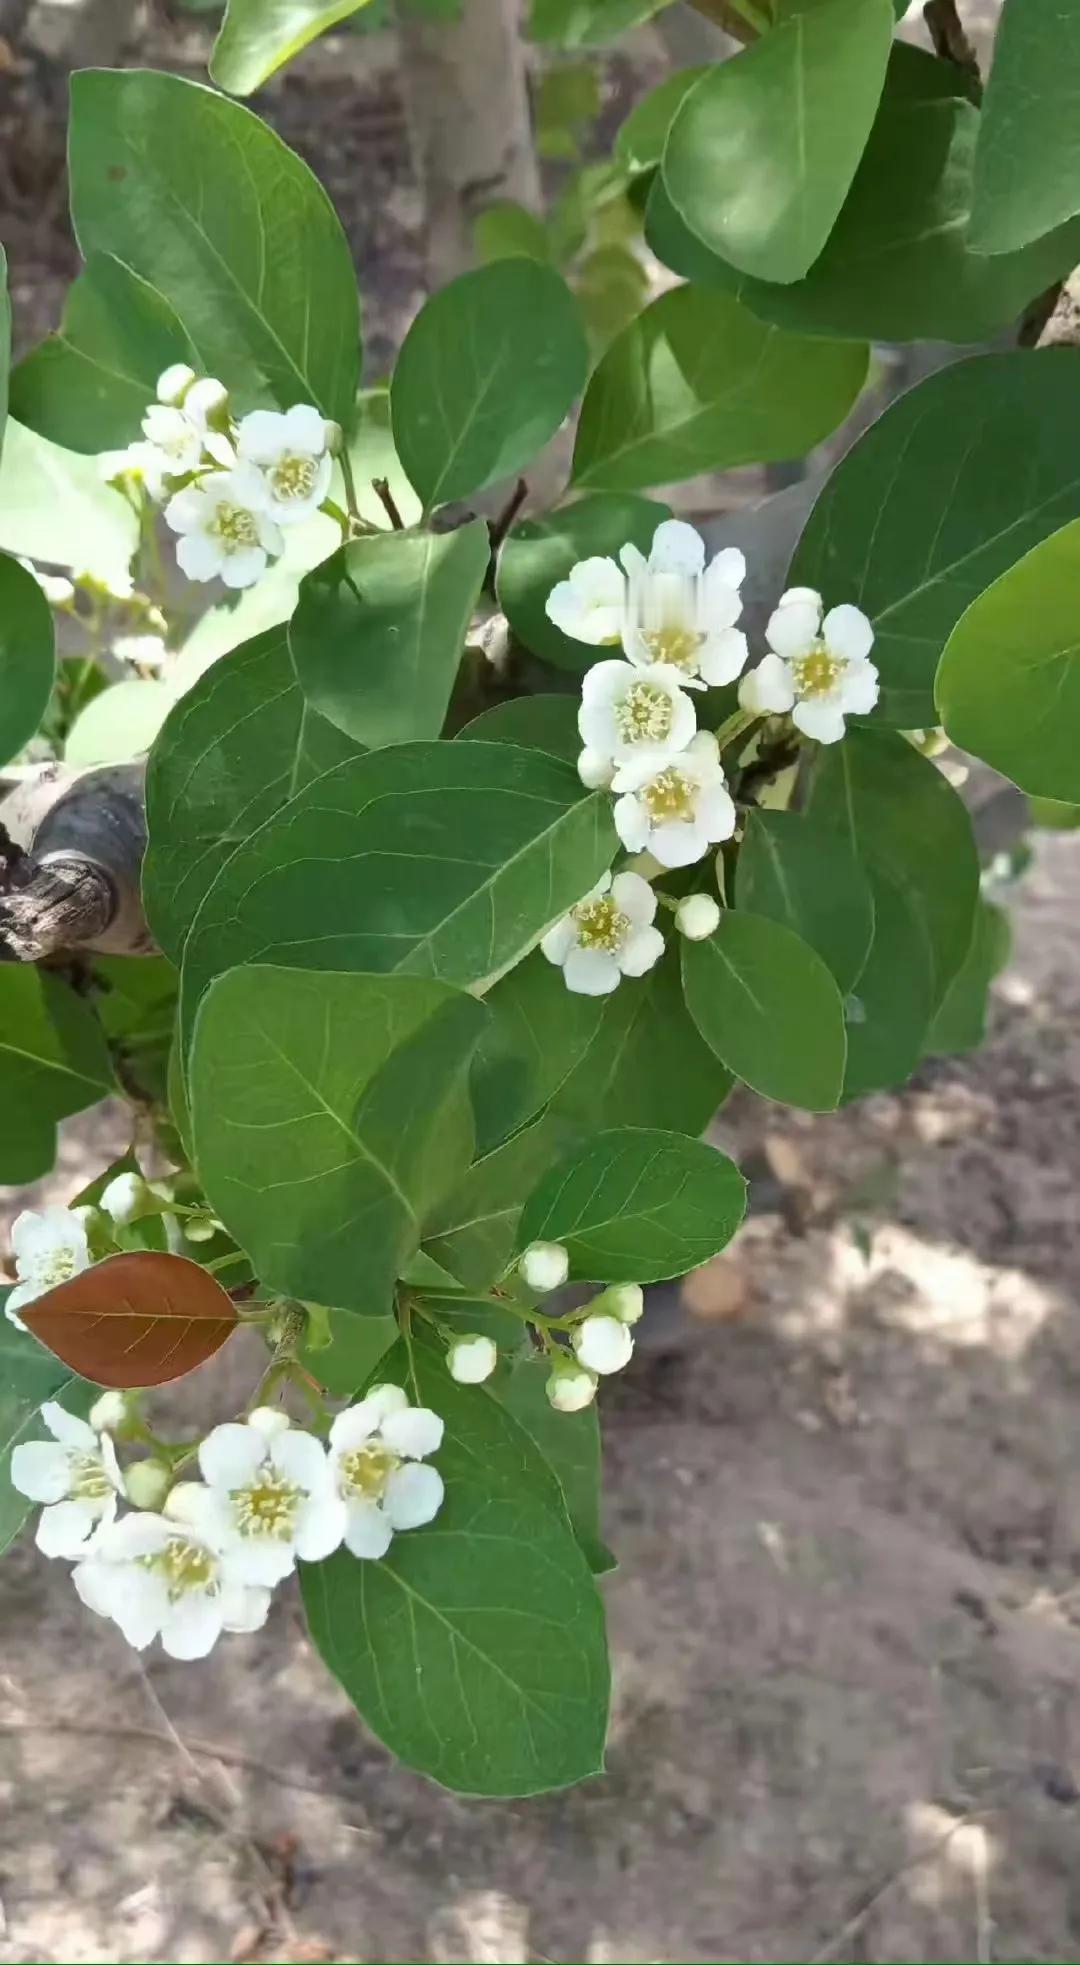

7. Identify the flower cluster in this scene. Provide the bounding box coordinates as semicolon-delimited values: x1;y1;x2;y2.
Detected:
518;1242;642;1410
11;1389;444;1661
102;366;338;591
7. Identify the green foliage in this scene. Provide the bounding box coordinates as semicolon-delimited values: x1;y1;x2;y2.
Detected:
494;1351;611;1573
735;809;874;996
971;0;1080;254
211;0;376;94
549;946;733;1137
497;492;670;669
530;0;669;48
0;553;56;767
474;202;551;264
926;901;1010;1059
65;677;172;766
615;67;707;176
0;1323;95;1556
681;911;847;1111
0;420;137;576
840;868;933;1099
517;1127;746;1280
0;245;9;455
0;969;115;1183
422;1113;568;1289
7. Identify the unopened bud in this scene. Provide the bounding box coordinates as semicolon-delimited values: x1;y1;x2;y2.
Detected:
125;1460;171;1510
183;1212;222;1243
156;362;197;406
323;418;344;454
89;1389;128;1433
577;747;615;791
447;1333;498;1384
573;1312;634;1375
183;376;229;426
519;1240;569;1293
100;1171;149;1226
675;893;720;941
163;1480;204;1523
590;1282;644;1326
546;1364;598;1412
248;1406;291;1437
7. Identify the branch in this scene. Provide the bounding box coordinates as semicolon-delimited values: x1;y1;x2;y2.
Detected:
0;762;151;963
923;0;981;90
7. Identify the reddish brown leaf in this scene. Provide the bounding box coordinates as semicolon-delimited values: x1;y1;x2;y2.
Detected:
23;1251;238;1387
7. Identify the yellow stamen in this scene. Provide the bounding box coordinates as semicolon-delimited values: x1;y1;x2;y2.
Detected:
642;767;694;822
339;1443;399;1501
614;681;675;745
572;896;630;953
791;644;844;698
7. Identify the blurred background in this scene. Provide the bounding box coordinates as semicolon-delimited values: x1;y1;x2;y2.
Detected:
6;2;1080;1960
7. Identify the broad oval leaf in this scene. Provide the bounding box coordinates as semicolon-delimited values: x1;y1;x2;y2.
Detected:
301;1325;610;1797
22;1252;238;1388
663;0;893;284
842;865;933;1099
925;899;1009;1061
211;0;374;95
0;244;9;456
0;969;115;1184
571;284;867;492
391;260;588;510
144;625;361;962
0;419;137;579
682;911;847;1111
516;1125;746;1282
68;69;360;425
191;966;488;1313
0;552;56;767
735;808;874;995
457;695;580;763
494;1351;610;1574
65;677;172;766
301;1307;397;1399
0;1320;96;1556
469;950;604;1153
179;739;617;1051
496;491;669;671
422;1112;569;1291
935;518;1080;803
289;519;489;745
807;727;980;1009
970;0;1080;255
790;348;1080;727
10;253;196;455
615;67;708;176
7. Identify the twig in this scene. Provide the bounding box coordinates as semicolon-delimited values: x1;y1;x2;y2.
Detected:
923;0;981;91
488;477;529;552
372;476;405;530
809;1812;989;1963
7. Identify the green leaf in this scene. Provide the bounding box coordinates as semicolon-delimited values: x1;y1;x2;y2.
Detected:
841;865;933;1098
647;46;1080;344
970;0;1080;254
92;954;178;1106
289;520;489;746
9;253;196;456
0;969;115;1184
790;348;1080;728
0;1323;96;1557
474;201;551;265
517;1125;746;1281
663;0;893;284
65;678;172;767
735;808;873;994
456;694;580;763
344;390;423;529
469;950;604;1153
935;517;1080;803
0;245;12;457
529;0;670;48
807;727;981;1009
422;1113;569;1289
497;492;670;670
68;69;360;425
577;246;651;351
170;514;339;681
681;911;847;1111
211;0;375;94
390;260;588;510
494;1351;610;1572
0;552;56;767
300;1307;397;1398
571;284;867;492
926;900;1009;1060
615;67;708;176
550;943;733;1137
0;420;137;581
301;1324;610;1796
179;740;617;1050
144;625;361;963
191;966;487;1313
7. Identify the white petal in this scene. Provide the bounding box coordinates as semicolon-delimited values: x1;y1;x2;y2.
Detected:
618;924;665;976
579;658;635;712
36;1497;102;1559
577;747;615;790
778;585;822;612
82;1561;168;1649
563;948;621;995
161;1595;225;1660
368;1383;411;1422
839;659;880;715
328;1388;402;1454
271;1428;331;1494
163;486;207;535
176;532;223;582
740;653;796;714
99;1512;173;1559
705;545;746;591
766;600;820;660
198;1423;265;1491
380;1405;444;1460
5;1291;29;1329
383;1462;444;1531
236;409;288;464
294;1493;348;1562
222;1537;296;1587
283;403;328;453
613;793;650;854
256;513;285;554
648;519;705;576
648;820;709;869
611;870;657;926
700;575;741;634
618;541;647;576
220;547;268;590
686;727;722;769
792;699;847;744
13;1207;87;1268
248;1406;291;1438
697;782;738;842
10;1441;74;1504
698;628;749;687
574;1314;634;1374
540;916;577;966
344;1500;394;1559
221;1583;272;1634
823;603;874;663
41;1400;97;1450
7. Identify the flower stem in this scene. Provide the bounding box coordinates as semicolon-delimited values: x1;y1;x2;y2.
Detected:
713;707;759;752
339;446;361;522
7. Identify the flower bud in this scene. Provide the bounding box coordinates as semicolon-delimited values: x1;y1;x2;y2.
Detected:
573;1312;634;1375
589;1282;644;1326
447;1333;498;1384
248;1405;291;1437
183;376;229;426
519;1240;570;1293
164;1480;205;1523
675;893;721;941
125;1460;171;1510
577;747;615;791
546;1364;598;1412
156;362;197;406
183;1213;221;1243
89;1389;128;1433
100;1171;149;1226
323;418;344;454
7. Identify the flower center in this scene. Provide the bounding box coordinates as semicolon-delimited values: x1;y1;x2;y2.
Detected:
210;502;259;551
32;1247;78;1289
791;644;844;698
639;627;706;673
339;1443;399;1502
614;681;675;745
68;1450;112;1503
230;1471;305;1539
142;1535;219;1602
642;766;695;822
572;895;630;953
269;453;318;501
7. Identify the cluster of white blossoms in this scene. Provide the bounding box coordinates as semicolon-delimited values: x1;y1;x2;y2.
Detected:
542;519;879;996
101;366;338;591
518;1242;642;1410
11;1389;445;1660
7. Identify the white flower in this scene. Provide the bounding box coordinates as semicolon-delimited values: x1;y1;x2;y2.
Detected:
88;1390;128;1433
546;1365;598;1412
156;362;196;406
328;1385;445;1561
621;520;748;688
613;729;736;869
164;466;283;589
112;634;167;672
447;1334;498;1384
142;403;204;476
10;1401;125;1558
99;1171;149;1225
236;405;334;525
546;556;625;646
72;1505;271;1659
98;440;172;501
738;588;879;745
578;660;697;793
573;1313;634;1375
676;893;721;941
541;870;664;996
590;1283;644;1326
195;1408;344;1585
519;1241;570;1293
125;1460;170;1510
5;1207;90;1329
577;747;616;791
17;557;74;607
